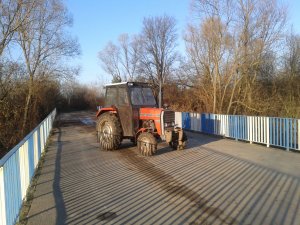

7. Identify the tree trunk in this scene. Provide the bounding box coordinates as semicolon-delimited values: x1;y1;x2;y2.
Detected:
158;80;162;108
22;76;33;136
213;82;216;114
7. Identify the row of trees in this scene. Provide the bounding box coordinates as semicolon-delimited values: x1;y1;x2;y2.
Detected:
98;0;300;118
0;0;83;155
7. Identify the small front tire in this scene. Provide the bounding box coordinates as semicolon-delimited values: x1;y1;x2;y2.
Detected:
169;131;187;150
137;132;157;156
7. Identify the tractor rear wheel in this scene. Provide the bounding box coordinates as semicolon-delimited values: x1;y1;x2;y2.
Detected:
137;132;157;156
97;113;122;150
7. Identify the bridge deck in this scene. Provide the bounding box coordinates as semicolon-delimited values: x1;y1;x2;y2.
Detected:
26;111;300;225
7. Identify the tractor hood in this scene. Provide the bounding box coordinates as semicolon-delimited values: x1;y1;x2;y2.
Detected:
139;108;176;137
139;108;163;120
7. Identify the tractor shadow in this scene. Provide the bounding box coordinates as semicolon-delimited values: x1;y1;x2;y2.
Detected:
154;131;222;156
115;130;222;157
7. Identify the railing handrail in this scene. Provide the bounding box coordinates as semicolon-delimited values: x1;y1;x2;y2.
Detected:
186;111;299;120
0;109;56;167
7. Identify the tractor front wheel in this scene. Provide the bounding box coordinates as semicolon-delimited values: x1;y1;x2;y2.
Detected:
97;113;122;150
169;131;187;150
137;132;157;156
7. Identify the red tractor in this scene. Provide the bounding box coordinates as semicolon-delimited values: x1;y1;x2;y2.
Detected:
96;82;187;156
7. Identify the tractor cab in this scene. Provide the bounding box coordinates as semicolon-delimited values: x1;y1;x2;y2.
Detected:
105;82;157;108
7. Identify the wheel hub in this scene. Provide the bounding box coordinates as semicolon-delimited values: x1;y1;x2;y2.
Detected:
101;122;112;141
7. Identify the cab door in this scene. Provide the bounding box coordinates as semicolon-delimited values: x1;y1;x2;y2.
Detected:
117;87;134;137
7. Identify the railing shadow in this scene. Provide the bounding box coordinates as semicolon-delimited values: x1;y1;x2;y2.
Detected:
53;126;67;224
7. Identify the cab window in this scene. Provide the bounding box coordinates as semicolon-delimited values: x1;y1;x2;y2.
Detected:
118;87;129;106
130;87;156;106
105;87;117;106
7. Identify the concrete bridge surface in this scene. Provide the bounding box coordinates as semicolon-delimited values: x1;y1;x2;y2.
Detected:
25;111;300;225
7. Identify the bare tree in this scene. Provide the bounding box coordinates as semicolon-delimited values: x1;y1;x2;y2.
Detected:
98;41;122;82
232;0;286;114
17;0;80;134
278;31;300;117
0;0;33;100
186;2;238;113
139;15;177;108
0;0;80;156
283;32;300;78
118;34;141;81
1;0;24;55
98;33;142;82
187;0;287;114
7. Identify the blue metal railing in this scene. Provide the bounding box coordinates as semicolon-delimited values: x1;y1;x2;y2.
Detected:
0;109;56;225
178;112;299;151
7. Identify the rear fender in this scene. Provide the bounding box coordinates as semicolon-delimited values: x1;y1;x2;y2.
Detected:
96;107;117;117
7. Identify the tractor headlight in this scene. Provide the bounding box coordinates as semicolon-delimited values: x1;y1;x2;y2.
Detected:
164;122;175;127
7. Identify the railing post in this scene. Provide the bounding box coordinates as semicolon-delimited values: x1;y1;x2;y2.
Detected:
175;112;182;128
0;167;7;225
34;131;38;168
40;125;44;152
298;119;300;151
266;117;270;148
249;116;253;144
196;113;201;131
235;116;238;141
220;115;223;136
19;142;29;200
286;119;289;151
260;117;262;142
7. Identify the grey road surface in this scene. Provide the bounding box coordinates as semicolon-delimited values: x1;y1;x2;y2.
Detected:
26;111;300;225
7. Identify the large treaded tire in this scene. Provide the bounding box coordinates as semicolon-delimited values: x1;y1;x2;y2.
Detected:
97;113;122;150
137;132;157;156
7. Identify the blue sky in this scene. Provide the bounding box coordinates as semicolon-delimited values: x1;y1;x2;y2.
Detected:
66;0;300;85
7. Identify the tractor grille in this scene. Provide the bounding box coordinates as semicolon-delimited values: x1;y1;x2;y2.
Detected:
163;110;175;128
